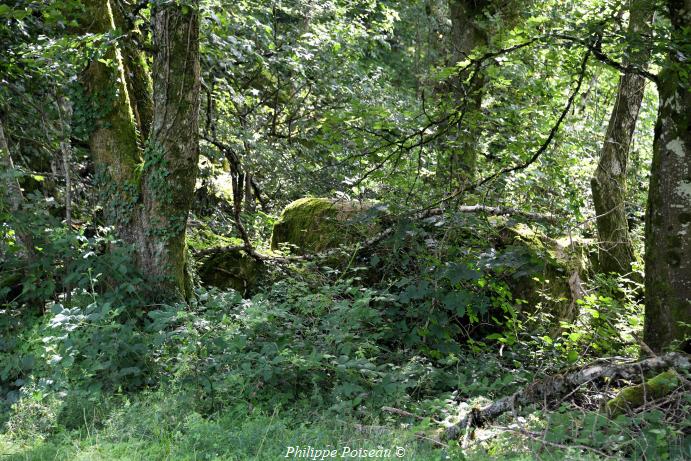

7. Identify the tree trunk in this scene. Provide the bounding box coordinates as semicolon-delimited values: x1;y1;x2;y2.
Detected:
139;2;201;299
80;0;145;242
79;0;199;300
0;117;35;260
446;0;489;185
0;119;25;215
643;0;691;352
591;0;653;275
448;0;488;65
244;173;255;213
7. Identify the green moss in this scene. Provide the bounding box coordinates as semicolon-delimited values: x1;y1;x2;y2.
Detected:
196;248;262;295
499;224;592;330
187;224;242;252
270;197;371;253
605;370;679;417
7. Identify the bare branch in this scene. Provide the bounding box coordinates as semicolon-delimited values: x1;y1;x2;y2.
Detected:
444;352;691;440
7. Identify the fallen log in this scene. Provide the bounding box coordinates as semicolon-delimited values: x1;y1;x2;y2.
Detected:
444;352;690;440
604;370;680;417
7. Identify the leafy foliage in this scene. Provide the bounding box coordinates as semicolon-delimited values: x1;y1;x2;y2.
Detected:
1;0;689;459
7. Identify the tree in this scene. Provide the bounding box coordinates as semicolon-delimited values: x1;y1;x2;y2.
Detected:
142;0;201;298
591;0;653;275
0;117;35;260
80;0;200;300
643;0;691;352
446;0;490;184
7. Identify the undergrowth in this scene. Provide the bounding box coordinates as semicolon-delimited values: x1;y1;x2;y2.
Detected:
1;233;689;460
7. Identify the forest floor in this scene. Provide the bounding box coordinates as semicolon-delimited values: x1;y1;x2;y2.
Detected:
0;392;603;461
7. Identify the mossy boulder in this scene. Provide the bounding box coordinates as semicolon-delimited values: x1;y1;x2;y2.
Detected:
187;223;262;295
496;223;592;329
196;248;263;295
270;197;378;254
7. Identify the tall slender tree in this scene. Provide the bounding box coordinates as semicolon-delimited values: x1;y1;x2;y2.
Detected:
0;117;35;260
644;0;691;352
591;0;653;275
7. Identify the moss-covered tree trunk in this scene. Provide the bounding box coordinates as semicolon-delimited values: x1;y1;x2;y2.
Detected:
79;1;200;300
139;1;200;298
643;0;691;352
446;0;489;185
591;0;653;275
80;0;147;246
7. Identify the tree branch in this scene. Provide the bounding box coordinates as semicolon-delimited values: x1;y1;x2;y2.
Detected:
426;48;592;211
444;352;690;440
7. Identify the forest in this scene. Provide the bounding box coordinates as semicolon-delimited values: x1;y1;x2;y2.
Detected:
0;0;690;459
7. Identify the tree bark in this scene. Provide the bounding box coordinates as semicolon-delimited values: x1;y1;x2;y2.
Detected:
78;0;199;300
244;173;255;213
446;0;489;185
644;0;691;352
0;117;35;260
0;119;25;215
140;1;201;299
80;0;144;241
591;1;653;275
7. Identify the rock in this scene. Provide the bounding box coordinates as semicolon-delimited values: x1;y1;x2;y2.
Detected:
270;197;378;254
196;247;263;295
495;223;592;330
187;223;262;295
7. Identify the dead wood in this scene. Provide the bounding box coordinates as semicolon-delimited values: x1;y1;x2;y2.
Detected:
444;352;690;440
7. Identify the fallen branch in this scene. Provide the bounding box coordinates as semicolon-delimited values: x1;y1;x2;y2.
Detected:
605;370;681;417
632;332;691;389
454;205;557;223
444;352;690;440
192;202;556;264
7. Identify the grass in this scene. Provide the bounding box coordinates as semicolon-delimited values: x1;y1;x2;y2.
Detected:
0;388;568;461
0;388;430;461
3;385;687;460
1;408;445;460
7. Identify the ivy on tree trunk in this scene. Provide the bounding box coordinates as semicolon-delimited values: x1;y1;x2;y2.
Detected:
79;0;200;301
141;1;201;299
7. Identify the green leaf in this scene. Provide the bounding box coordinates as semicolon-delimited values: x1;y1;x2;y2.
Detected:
442;291;472;317
566;350;579;363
